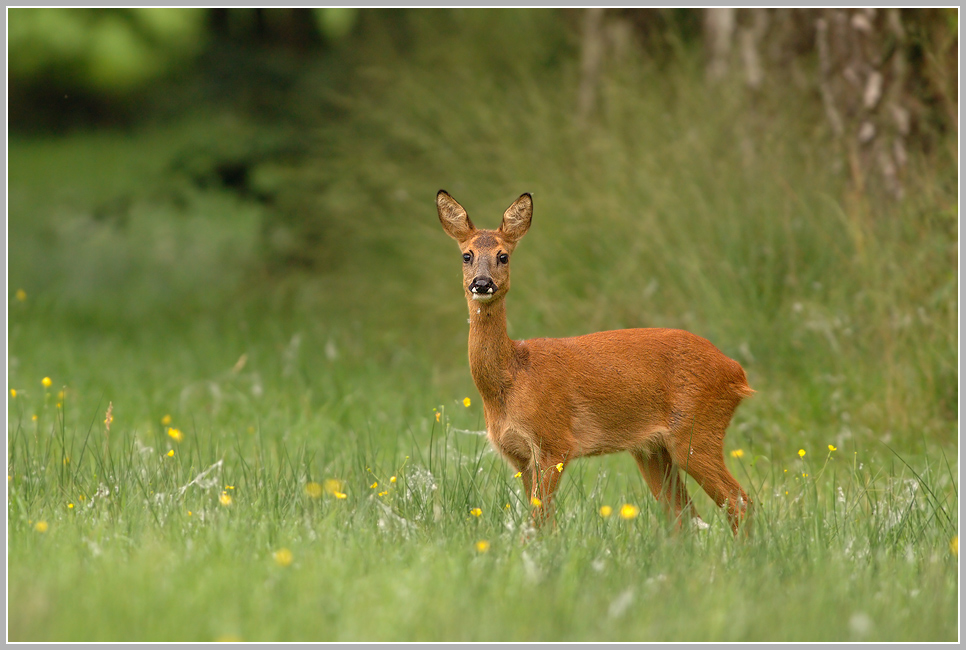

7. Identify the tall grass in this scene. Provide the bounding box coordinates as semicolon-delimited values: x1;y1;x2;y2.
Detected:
7;387;959;641
7;8;957;642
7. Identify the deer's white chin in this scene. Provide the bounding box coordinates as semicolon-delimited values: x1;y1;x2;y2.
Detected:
471;292;497;302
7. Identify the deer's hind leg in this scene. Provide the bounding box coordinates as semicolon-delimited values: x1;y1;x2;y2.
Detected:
631;446;701;529
667;425;751;536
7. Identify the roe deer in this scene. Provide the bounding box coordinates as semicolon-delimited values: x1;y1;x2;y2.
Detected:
437;190;754;534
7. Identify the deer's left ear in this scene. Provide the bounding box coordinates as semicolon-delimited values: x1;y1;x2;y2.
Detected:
500;193;532;245
437;190;476;242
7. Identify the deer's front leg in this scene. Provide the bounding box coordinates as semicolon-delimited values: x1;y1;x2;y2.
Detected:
530;456;567;528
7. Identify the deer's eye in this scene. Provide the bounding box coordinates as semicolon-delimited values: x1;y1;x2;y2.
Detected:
463;252;472;263
498;253;509;264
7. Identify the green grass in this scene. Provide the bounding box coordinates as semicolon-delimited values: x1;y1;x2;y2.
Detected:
7;10;958;642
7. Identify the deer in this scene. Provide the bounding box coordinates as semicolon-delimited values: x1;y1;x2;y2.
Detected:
437;190;754;535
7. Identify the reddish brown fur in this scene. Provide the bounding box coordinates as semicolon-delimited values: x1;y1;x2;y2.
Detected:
437;190;754;534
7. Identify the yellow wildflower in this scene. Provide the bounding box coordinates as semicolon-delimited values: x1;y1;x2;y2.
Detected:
34;521;48;533
730;449;744;459
463;397;471;407
555;462;564;472
15;289;26;301
475;540;490;553
219;491;232;507
9;389;16;398
435;412;441;422
951;536;958;556
619;504;639;520
161;414;172;426
470;507;482;517
323;479;344;495
370;482;378;489
68;503;74;509
378;491;387;497
167;450;175;457
531;497;542;508
273;548;293;567
390;476;397;483
42;377;52;388
514;471;522;479
798;449;806;458
167;428;184;443
599;505;613;518
828;444;837;452
334;492;347;499
305;482;323;499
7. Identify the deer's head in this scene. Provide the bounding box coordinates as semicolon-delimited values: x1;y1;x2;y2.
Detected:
437;190;532;304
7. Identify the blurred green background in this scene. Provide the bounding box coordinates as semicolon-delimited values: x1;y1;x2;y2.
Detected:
6;8;959;642
9;8;957;449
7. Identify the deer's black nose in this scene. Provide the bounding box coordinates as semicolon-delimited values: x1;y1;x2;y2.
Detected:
470;278;497;295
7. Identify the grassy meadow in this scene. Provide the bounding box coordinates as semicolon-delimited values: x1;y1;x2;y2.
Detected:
7;11;959;642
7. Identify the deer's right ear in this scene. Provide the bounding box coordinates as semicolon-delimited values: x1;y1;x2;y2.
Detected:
437;190;475;242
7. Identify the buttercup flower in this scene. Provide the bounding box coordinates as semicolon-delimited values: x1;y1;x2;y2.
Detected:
828;444;837;452
463;397;471;407
15;289;26;301
475;540;490;553
305;482;323;499
9;389;16;398
167;450;175;457
531;497;542;508
167;428;184;443
273;548;293;567
730;449;744;459
42;377;52;388
219;491;232;507
619;504;639;520
599;505;613;518
161;414;172;426
470;508;482;517
34;521;48;533
798;449;806;458
950;536;958;556
555;463;564;472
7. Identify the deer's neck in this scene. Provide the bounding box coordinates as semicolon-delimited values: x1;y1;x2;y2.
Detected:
467;297;516;402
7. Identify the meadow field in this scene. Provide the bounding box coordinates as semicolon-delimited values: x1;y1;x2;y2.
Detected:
7;11;958;642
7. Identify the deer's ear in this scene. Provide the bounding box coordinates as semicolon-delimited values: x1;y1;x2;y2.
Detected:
437;190;475;242
500;193;532;245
